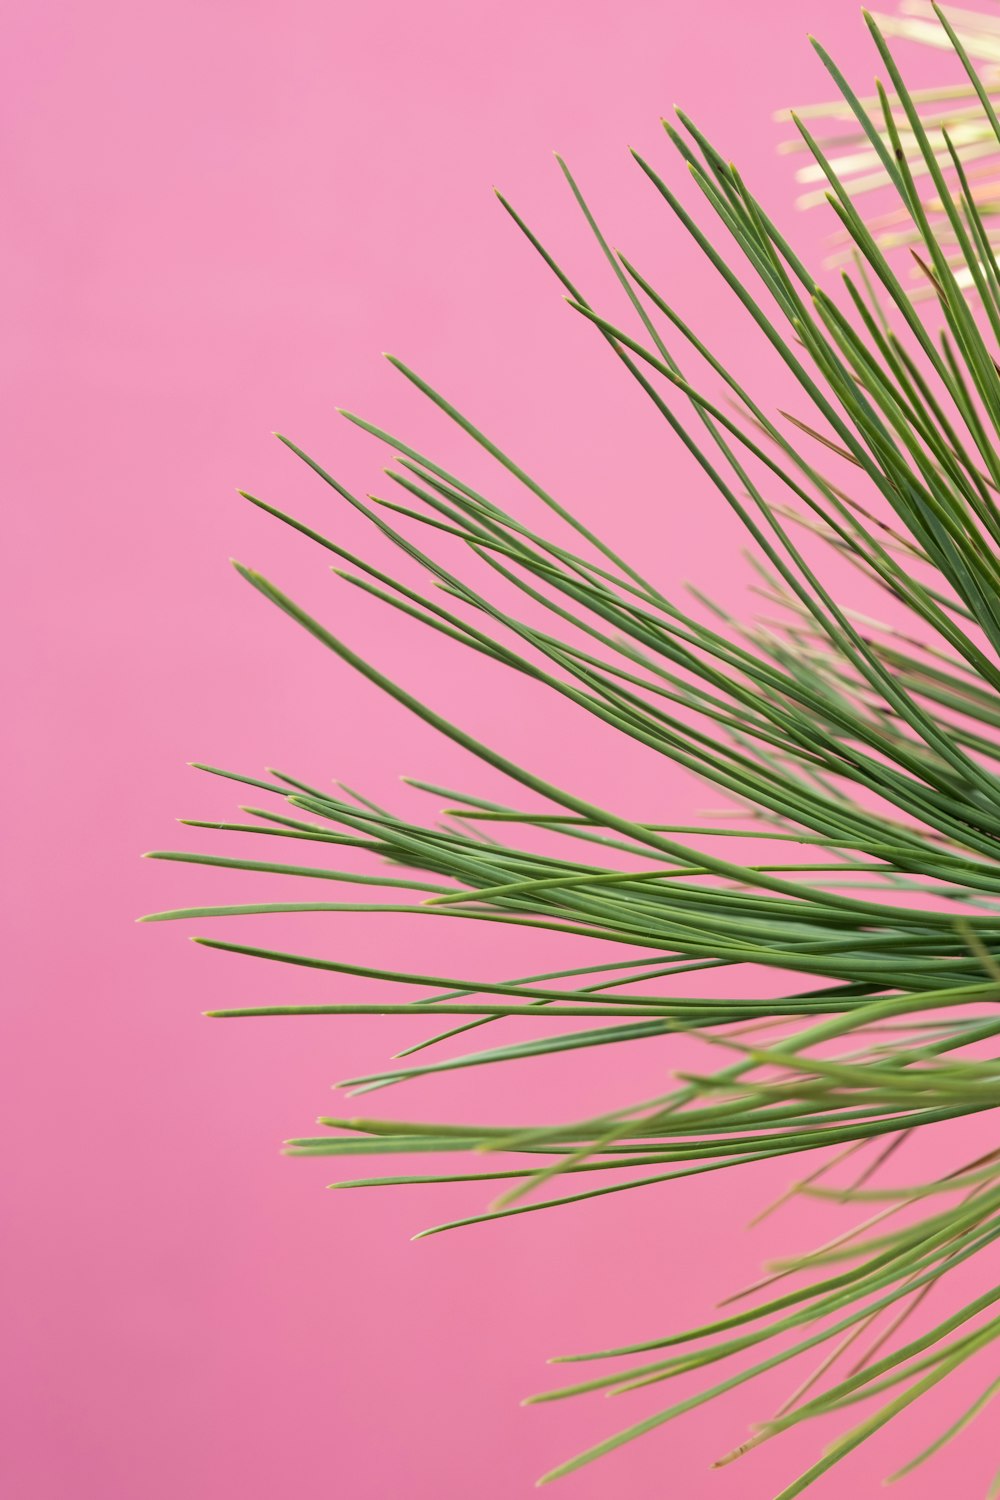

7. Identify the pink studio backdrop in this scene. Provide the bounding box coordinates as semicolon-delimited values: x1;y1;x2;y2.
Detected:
5;3;996;1497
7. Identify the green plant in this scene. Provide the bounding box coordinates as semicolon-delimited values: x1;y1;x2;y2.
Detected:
145;5;1000;1493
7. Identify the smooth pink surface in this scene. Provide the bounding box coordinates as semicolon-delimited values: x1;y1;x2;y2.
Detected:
6;3;997;1497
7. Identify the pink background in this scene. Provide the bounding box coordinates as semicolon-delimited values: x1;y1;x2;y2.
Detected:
6;3;997;1496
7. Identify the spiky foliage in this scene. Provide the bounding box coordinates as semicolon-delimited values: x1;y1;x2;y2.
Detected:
146;6;1000;1494
786;1;1000;294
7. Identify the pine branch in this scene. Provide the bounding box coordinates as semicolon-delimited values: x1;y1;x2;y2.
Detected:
150;5;1000;1491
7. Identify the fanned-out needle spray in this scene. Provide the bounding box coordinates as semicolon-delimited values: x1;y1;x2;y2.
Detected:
145;4;1000;1493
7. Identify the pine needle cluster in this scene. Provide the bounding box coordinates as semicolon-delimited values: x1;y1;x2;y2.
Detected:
147;6;1000;1492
